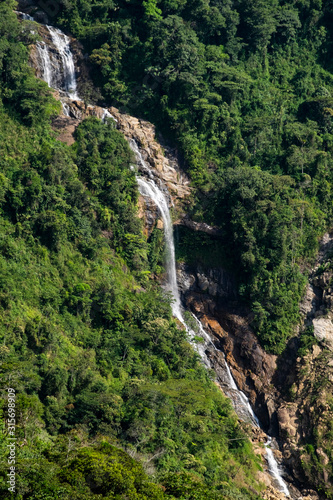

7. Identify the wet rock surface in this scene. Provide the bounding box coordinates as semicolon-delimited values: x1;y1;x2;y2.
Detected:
176;257;331;499
177;262;276;422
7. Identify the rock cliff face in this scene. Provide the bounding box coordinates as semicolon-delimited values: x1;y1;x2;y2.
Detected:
273;233;333;496
108;108;191;204
177;262;278;427
175;246;333;499
49;99;192;235
176;261;324;499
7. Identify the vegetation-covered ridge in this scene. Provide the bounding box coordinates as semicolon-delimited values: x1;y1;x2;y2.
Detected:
46;0;333;354
0;3;262;499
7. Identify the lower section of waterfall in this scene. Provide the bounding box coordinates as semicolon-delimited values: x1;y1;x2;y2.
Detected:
134;152;290;497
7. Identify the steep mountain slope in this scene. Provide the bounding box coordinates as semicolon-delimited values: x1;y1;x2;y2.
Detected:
0;4;264;500
3;0;333;497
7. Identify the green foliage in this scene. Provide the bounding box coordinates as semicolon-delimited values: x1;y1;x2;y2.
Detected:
298;326;318;357
52;0;333;357
59;443;166;499
0;4;261;499
4;0;333;495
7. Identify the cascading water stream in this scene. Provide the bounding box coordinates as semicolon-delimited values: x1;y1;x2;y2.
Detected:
19;10;290;494
19;12;114;121
20;12;79;111
36;41;53;88
46;26;79;99
136;177;182;321
132;140;290;497
266;437;291;496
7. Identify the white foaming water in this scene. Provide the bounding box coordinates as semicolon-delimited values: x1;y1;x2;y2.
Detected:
102;108;118;123
47;26;79;99
36;42;53;87
266;438;290;496
133;140;289;496
16;11;35;21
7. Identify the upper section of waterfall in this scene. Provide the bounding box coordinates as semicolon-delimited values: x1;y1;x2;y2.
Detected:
46;26;79;99
19;12;80;101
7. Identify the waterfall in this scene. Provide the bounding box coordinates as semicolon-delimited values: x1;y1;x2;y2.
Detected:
190;312;261;426
133;141;289;497
131;142;182;319
21;12;79;100
26;15;117;124
102;108;118;123
18;11;119;126
46;26;79;99
137;177;183;321
36;42;53;88
16;11;35;21
62;102;71;117
130;140;155;179
20;9;290;493
266;437;291;497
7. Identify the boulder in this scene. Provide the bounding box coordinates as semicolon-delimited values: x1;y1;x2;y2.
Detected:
312;316;333;350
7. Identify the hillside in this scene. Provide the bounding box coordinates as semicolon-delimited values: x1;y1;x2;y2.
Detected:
0;3;263;499
1;0;333;498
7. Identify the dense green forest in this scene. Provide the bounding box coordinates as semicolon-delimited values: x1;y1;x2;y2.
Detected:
0;2;263;499
50;0;333;353
2;0;333;496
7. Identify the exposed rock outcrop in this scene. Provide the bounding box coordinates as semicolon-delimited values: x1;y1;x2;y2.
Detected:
108;107;191;204
176;252;332;498
177;262;278;428
312;316;333;350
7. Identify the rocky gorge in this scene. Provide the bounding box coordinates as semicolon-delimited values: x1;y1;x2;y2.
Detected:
18;8;333;499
